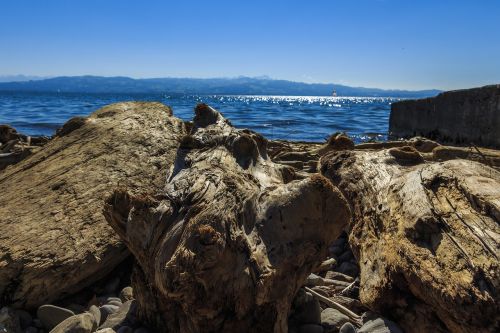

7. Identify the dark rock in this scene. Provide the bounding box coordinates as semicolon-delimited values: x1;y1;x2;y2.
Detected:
321;308;349;333
133;328;150;333
358;312;402;333
25;326;38;333
0;307;22;333
14;309;32;329
292;290;322;325
336;262;359;277
299;323;324;333
36;305;75;330
390;84;500;148
116;326;133;333
50;313;96;333
340;322;357;333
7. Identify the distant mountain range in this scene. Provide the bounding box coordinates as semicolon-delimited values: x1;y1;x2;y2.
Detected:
0;75;441;97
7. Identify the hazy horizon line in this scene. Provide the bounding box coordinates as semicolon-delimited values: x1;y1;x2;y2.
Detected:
0;74;449;92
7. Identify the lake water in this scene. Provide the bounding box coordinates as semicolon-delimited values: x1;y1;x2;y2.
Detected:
0;92;400;143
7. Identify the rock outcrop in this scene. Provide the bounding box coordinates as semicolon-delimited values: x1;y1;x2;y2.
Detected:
105;104;351;333
390;84;500;148
320;148;500;333
0;102;186;308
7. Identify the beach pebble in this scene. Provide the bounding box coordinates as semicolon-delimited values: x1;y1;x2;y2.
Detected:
13;309;32;329
117;326;133;333
119;287;134;302
294;296;321;324
336;262;359;277
321;308;350;332
133;328;150;333
89;305;102;326
99;305;120;323
107;301;123;308
50;313;96;333
298;323;324;333
99;300;137;330
0;307;21;333
106;297;122;304
324;271;354;283
359;312;403;333
340;322;357;333
37;305;75;330
24;326;38;333
32;319;43;329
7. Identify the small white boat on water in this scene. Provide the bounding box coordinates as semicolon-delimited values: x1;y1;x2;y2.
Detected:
331;90;337;97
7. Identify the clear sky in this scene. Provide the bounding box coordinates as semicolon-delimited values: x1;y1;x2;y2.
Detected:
1;0;499;90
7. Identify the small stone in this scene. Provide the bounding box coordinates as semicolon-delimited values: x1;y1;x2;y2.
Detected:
36;305;75;330
106;297;122;304
336;262;359;277
50;313;96;333
293;294;321;325
117;326;133;333
99;301;137;330
306;273;324;287
89;305;102;326
14;309;32;329
0;307;21;333
324;271;354;283
99;305;120;323
358;312;402;333
299;323;324;333
340;322;357;333
107;301;123;308
321;308;349;332
32;319;43;329
119;287;134;303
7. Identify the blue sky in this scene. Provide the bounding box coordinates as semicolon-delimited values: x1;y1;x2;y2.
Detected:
1;0;499;90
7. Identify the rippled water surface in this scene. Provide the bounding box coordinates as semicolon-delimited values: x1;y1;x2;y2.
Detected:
0;92;400;142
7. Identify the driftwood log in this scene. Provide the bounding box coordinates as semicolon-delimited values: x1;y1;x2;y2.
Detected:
0;102;186;308
105;104;351;332
320;148;500;333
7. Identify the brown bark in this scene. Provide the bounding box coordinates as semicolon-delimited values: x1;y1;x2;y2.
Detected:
320;148;500;333
105;104;351;333
0;102;186;308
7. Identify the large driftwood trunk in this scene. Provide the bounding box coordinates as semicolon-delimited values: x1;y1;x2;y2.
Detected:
320;148;500;333
105;104;351;332
0;102;186;308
